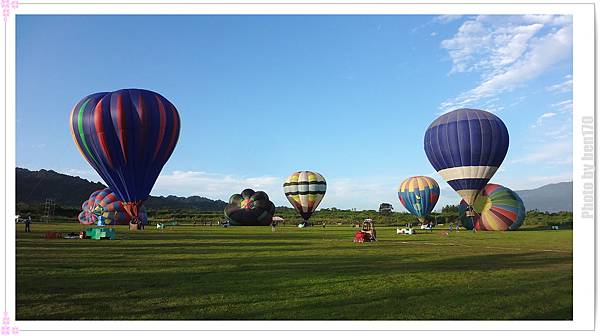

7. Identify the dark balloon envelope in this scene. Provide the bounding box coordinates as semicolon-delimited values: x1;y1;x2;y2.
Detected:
224;189;276;226
70;89;180;222
424;108;509;206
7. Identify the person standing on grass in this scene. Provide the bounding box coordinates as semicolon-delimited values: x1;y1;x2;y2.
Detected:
24;216;31;232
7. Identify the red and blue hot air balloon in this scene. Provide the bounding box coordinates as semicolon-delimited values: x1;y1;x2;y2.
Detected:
424;108;509;214
70;89;180;224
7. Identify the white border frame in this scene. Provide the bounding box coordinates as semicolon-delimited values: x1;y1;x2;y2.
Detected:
0;1;595;332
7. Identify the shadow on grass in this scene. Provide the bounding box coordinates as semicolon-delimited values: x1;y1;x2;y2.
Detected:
17;250;572;320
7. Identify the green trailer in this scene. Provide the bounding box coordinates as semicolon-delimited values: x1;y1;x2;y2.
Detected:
85;227;116;240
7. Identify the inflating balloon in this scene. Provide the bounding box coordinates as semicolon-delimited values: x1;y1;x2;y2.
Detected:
70;89;180;224
424;108;509;214
458;183;525;231
283;171;326;225
78;188;147;225
398;176;440;223
224;189;275;226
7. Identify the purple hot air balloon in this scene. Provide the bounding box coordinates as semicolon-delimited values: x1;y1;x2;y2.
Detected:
424;108;509;214
70;89;180;223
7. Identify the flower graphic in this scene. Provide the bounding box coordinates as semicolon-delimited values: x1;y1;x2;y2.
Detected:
2;0;18;23
2;312;18;335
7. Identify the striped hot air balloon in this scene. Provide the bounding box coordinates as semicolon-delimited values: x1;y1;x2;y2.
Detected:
283;171;326;225
458;183;525;231
70;89;180;224
78;188;147;225
398;176;440;223
424;108;509;211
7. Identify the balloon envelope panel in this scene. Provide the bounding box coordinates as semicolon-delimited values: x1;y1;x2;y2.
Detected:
283;171;326;221
398;176;440;222
458;183;525;231
79;188;147;225
224;189;275;226
70;89;180;219
424;108;509;205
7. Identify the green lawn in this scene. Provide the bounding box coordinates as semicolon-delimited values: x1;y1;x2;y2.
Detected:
16;223;572;320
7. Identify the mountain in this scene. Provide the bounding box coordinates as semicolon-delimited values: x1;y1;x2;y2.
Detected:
16;167;227;211
515;182;572;213
16;168;106;207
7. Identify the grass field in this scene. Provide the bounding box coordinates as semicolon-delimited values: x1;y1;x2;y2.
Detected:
16;223;572;320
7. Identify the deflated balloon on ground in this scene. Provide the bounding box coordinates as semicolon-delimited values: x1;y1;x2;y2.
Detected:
224;189;275;226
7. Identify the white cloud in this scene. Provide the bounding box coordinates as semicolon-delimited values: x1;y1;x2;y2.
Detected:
546;75;573;93
434;15;464;24
322;174;460;211
411;15;464;34
531;112;557;128
551;99;573;113
65;168;102;183
439;15;572;112
430;31;438;37
495;172;573;191
509;141;572;165
153;170;284;204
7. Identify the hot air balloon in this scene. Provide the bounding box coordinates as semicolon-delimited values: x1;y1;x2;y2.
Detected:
283;171;326;226
398;176;440;223
424;108;509;216
70;89;180;227
224;189;275;226
458;183;525;231
78;188;147;225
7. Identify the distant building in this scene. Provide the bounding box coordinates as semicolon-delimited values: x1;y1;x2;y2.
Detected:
379;203;394;214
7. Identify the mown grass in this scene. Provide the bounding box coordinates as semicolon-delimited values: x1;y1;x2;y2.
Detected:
16;224;572;320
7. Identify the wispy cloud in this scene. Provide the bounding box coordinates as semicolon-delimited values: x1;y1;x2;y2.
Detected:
434;15;464;24
531;112;557;128
411;15;465;34
509;141;572;165
439;15;572;112
546;75;572;93
495;172;573;191
551;99;572;114
66;168;102;183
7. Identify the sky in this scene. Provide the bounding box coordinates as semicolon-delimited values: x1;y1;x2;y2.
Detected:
16;14;573;210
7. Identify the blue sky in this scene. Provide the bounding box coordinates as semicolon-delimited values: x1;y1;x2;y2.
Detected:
16;15;573;210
